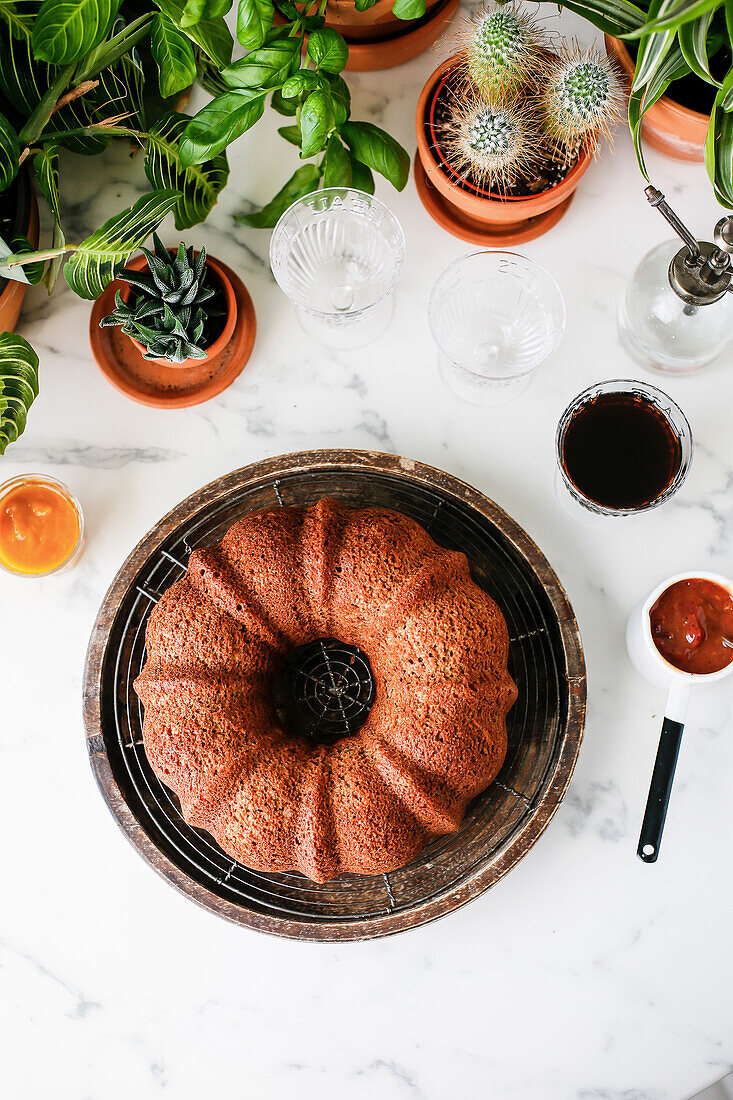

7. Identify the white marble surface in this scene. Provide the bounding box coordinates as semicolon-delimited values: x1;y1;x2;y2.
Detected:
1;7;732;1098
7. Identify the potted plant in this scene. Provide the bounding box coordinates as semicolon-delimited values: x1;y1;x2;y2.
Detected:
539;0;733;203
0;166;40;334
414;3;622;244
99;235;236;363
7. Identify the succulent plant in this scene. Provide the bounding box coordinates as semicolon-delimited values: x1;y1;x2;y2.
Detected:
442;97;537;191
539;48;624;159
100;234;223;363
458;2;545;105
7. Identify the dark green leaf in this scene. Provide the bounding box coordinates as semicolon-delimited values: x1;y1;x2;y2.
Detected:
708;71;733;201
222;39;300;89
235;162;321;227
340;120;409;190
32;0;123;64
0;112;19;190
300;89;335;157
556;0;646;36
278;123;301;145
63;189;181;299
354;0;378;10
0;332;39;454
275;0;299;17
328;73;350;124
391;0;426;19
349;155;374;193
281;69;326;98
322;134;351;186
151;13;197;99
271;87;297;115
0;0;33;40
179;90;266;164
33;144;61;222
237;0;274;48
307;27;348;73
157;0;233;67
145;111;230;229
181;0;232;27
75;10;155;81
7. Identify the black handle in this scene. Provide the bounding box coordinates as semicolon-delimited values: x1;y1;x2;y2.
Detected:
637;717;684;863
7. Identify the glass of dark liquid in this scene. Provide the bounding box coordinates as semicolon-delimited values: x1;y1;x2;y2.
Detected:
555;380;693;521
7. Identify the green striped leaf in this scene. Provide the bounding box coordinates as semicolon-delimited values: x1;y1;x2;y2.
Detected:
33;143;60;221
707;71;733;201
679;9;722;85
0;112;19;190
178;90;265;165
0;333;39;454
145;111;229;229
63;188;180;299
624;0;721;35
32;0;123;64
151;12;197;99
557;0;646;36
0;0;33;40
631;0;677;89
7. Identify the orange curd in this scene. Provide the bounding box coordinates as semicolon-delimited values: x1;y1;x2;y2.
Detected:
0;476;82;575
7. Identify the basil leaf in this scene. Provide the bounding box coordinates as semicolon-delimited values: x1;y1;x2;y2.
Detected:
179;90;266;164
307;27;349;73
281;69;326;98
32;0;122;64
391;0;426;18
349;156;374;193
278;124;301;145
222;39;300;89
0;111;19;190
340;121;409;190
328;73;351;124
354;0;378;10
322;134;352;186
181;0;232;27
235;163;321;227
300;89;335;157
271;88;298;115
151;12;197;99
236;0;274;48
157;0;233;67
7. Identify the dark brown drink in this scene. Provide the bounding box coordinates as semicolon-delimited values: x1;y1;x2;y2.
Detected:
559;389;684;511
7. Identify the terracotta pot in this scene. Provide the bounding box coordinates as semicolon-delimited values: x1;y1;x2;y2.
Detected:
121;251;237;366
91;254;256;408
605;35;709;163
0;165;40;333
276;0;459;70
414;57;593;245
325;0;442;42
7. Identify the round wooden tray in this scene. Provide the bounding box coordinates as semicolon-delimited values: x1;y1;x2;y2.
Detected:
83;450;586;941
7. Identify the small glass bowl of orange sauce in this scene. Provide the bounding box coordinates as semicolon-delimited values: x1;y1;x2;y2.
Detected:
0;474;84;577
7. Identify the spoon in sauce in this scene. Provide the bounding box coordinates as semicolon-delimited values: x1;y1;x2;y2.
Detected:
627;572;733;863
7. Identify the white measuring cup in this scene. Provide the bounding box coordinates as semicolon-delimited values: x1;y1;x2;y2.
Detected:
626;570;733;863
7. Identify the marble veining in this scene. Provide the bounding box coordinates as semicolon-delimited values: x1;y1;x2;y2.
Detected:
0;5;731;1099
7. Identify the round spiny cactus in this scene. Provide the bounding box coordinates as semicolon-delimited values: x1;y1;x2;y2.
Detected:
442;97;537;191
458;2;547;104
540;48;623;156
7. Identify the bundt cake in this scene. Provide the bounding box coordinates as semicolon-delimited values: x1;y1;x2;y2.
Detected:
134;498;517;882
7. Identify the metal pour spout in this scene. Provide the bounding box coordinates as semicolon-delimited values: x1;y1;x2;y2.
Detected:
645;186;733;307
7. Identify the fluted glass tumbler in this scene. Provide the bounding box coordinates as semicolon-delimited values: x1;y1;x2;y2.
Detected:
428;251;566;405
269;187;405;349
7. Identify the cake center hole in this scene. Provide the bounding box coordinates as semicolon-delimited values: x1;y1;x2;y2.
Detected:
273;638;375;746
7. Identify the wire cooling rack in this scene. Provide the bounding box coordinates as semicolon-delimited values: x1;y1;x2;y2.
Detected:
84;451;585;941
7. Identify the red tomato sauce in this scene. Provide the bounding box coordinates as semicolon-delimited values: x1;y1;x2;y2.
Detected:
650;577;733;675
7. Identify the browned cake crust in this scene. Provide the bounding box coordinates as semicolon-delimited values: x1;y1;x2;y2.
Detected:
134;499;517;882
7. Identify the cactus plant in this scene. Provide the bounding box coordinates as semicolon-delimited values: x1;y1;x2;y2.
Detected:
99;235;223;363
458;2;545;104
442;97;537;191
539;47;623;161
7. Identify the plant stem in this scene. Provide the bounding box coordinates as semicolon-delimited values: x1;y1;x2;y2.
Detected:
5;245;76;268
18;64;77;144
51;80;100;115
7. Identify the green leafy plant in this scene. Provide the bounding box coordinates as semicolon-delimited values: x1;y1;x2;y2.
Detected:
539;0;733;206
99;232;222;361
442;8;621;190
0;332;39;455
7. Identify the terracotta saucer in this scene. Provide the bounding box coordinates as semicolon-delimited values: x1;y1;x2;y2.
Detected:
413;154;576;246
90;259;256;409
275;0;459;71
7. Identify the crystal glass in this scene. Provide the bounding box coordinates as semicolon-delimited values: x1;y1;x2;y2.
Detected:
428;251;566;405
555;379;693;526
269;187;405;349
618;239;733;374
